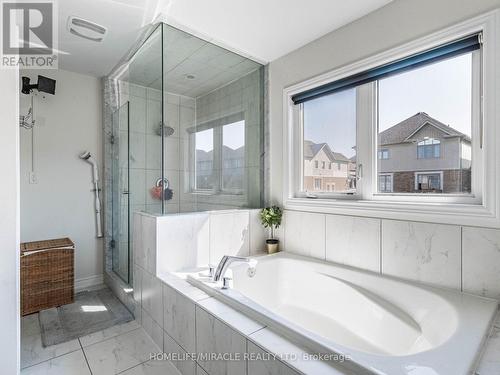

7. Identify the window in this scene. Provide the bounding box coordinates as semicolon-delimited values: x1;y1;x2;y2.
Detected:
301;88;357;195
191;114;245;194
322;161;326;169
284;17;500;226
222;120;245;191
329;163;332;169
378;149;389;159
379;174;393;193
314;160;318;168
194;129;214;190
415;172;442;191
417;138;441;159
314;178;322;190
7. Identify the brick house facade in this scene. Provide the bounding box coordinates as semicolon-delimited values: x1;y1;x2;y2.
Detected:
378;112;471;194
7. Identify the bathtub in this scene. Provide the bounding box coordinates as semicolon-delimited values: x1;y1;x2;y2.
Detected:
187;252;498;375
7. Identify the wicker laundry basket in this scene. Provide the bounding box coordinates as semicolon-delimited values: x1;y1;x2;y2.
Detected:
21;238;74;316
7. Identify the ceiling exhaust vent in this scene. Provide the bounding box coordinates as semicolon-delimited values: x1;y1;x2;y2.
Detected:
67;16;106;42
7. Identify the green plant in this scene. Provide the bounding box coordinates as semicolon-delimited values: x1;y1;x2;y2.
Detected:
260;206;282;240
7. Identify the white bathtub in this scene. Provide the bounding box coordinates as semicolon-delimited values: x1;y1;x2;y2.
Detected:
188;252;498;375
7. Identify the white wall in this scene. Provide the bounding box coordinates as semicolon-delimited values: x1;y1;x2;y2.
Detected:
0;69;20;374
269;0;500;203
20;69;103;287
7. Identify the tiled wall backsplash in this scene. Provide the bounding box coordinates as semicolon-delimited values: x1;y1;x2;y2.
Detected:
281;209;500;300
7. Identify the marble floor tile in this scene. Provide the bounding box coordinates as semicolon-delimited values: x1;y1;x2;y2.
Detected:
83;328;159;375
21;333;81;369
22;313;41;338
21;350;91;375
119;359;181;375
79;320;141;347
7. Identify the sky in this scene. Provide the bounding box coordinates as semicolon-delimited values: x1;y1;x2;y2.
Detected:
195;120;245;152
303;53;473;158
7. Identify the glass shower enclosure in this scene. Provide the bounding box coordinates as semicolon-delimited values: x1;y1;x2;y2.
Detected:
105;23;265;285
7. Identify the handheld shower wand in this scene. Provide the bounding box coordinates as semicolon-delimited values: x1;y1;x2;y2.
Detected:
80;151;103;238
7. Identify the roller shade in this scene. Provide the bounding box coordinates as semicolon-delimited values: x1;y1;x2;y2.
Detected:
291;33;482;105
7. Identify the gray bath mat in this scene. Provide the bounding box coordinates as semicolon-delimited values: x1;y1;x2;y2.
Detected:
39;287;133;347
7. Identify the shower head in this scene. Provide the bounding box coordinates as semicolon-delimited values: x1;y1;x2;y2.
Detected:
79;151;91;160
79;151;97;168
157;123;175;137
79;151;99;182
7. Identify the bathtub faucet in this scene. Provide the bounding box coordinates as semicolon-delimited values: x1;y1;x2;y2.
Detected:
213;255;257;283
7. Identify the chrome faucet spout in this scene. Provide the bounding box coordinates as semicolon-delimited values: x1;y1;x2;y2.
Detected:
213;255;257;282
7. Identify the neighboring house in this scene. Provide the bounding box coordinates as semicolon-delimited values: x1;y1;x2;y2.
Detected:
195;145;245;190
303;141;352;192
378;112;471;193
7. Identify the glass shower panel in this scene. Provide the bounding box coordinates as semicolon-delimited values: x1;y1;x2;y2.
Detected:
127;25;164;215
107;22;264;286
162;24;264;213
111;102;130;282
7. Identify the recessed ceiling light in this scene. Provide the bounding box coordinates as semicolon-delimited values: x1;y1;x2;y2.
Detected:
185;74;196;80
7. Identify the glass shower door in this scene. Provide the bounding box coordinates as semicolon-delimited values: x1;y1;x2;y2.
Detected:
111;102;130;283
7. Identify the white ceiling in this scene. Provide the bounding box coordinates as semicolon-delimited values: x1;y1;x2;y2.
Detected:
157;0;393;63
57;0;156;77
58;0;392;77
126;25;262;97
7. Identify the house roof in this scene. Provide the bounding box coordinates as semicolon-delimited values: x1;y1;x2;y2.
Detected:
378;112;471;146
304;141;350;162
196;145;244;161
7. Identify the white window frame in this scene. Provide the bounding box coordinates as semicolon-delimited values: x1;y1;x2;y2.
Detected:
283;11;500;227
189;113;246;196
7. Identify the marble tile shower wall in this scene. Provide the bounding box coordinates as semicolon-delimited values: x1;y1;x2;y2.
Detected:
119;83;194;217
179;68;263;211
281;210;500;300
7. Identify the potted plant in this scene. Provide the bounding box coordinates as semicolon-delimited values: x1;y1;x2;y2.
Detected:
260;206;283;254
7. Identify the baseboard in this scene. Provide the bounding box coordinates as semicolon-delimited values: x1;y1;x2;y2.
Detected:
75;274;104;292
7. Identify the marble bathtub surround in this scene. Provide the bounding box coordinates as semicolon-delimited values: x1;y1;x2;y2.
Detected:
325;215;380;273
134;209;268;278
463;227;500;300
381;220;461;290
247;341;302;375
135;262;352;375
281;209;500;299
196;306;247;375
163;284;197;353
132;211;500;375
